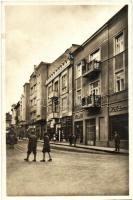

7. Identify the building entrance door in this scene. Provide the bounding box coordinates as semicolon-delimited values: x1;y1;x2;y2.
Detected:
74;121;83;144
86;118;96;146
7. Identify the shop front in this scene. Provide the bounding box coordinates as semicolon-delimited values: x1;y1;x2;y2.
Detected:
109;114;128;149
60;116;72;141
85;118;96;146
74;121;83;144
109;101;128;149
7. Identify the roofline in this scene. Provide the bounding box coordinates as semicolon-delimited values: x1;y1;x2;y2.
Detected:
73;5;128;56
50;44;80;65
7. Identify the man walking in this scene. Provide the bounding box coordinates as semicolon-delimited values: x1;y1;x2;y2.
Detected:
24;128;37;162
114;131;120;152
40;132;52;162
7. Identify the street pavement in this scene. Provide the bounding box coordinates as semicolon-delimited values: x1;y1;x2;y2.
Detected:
6;140;129;196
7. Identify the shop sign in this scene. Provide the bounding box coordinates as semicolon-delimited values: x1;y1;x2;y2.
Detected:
109;104;128;113
74;113;83;120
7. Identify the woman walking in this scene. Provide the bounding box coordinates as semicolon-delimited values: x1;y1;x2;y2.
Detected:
40;132;52;162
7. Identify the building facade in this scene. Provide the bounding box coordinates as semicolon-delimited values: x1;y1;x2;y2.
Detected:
11;104;17;125
6;112;12;129
73;6;128;148
29;62;49;139
46;44;79;140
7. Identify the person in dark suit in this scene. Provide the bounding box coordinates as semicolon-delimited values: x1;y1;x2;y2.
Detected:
24;129;37;162
40;132;52;162
114;131;120;152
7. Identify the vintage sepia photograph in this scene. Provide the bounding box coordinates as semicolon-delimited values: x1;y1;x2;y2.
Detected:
1;0;132;198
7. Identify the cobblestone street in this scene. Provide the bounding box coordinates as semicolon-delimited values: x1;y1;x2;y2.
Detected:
6;141;129;196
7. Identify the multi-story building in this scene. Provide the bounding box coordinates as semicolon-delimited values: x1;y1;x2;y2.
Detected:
22;83;30;126
11;104;17;125
73;5;128;148
6;112;12;129
29;62;49;138
46;44;79;140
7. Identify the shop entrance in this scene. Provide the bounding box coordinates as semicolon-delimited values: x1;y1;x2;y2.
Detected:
74;121;83;144
86;118;96;146
109;114;128;141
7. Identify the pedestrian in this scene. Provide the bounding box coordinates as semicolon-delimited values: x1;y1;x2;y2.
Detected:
9;126;16;149
40;132;52;162
72;134;77;147
114;131;120;152
24;129;37;162
69;134;73;146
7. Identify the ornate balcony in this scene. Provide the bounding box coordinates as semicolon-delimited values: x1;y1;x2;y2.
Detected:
81;95;101;109
82;60;101;78
49;91;59;99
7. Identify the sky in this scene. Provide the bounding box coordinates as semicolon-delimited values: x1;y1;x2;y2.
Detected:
5;3;125;113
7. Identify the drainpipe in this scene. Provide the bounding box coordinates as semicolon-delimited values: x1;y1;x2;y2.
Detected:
107;24;110;147
71;55;75;136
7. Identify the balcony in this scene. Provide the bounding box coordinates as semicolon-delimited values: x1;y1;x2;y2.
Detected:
82;60;101;78
49;91;59;99
82;95;101;109
48;112;60;119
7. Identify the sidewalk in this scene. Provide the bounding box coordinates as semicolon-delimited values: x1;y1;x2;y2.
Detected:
49;141;129;155
20;138;128;155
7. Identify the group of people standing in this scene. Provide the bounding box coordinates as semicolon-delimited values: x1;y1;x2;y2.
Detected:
24;130;52;162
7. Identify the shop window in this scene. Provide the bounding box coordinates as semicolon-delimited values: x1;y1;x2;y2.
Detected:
110;114;128;140
115;71;125;92
86;119;96;145
115;32;124;55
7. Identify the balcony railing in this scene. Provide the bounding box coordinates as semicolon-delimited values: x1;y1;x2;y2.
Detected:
49;91;59;99
81;95;101;109
82;60;101;78
48;112;60;119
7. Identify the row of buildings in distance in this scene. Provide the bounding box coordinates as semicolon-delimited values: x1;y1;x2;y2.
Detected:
7;6;128;149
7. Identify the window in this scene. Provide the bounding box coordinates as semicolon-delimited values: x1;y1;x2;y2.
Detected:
48;104;52;114
76;90;82;106
53;100;59;113
34;84;37;91
115;71;125;92
89;81;100;95
76;77;81;90
115;32;124;54
54;81;58;92
90;49;100;61
76;63;82;78
48;85;52;96
33;97;36;105
62;74;67;90
62;97;67;111
30;87;33;94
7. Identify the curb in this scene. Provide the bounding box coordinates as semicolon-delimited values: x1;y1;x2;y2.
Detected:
50;142;129;155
